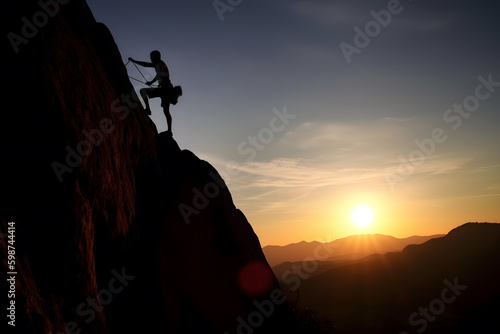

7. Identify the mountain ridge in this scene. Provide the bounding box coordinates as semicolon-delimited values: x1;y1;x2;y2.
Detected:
264;232;445;267
265;232;445;248
282;222;500;333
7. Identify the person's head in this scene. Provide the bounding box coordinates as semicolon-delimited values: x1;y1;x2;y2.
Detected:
150;50;161;63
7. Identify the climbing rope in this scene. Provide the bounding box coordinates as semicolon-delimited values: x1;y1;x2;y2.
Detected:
124;59;158;87
132;61;148;82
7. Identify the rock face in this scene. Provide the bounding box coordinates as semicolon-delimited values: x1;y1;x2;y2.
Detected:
0;1;296;333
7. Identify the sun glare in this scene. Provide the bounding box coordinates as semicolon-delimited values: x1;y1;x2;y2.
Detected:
351;205;374;228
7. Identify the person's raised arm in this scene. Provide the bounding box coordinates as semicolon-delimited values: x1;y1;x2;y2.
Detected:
128;57;154;68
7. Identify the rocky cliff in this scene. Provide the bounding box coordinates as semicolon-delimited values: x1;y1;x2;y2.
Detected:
0;1;296;333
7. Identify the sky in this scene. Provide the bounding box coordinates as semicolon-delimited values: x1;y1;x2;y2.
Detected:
86;0;500;246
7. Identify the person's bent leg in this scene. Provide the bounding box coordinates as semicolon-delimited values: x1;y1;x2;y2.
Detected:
139;88;151;115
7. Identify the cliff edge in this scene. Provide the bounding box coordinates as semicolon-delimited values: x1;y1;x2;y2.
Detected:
0;1;296;333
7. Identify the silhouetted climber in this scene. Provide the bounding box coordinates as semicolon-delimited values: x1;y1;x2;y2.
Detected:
128;51;182;133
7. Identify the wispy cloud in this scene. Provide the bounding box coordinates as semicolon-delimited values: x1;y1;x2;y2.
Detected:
383;116;417;122
292;2;365;27
279;119;418;159
233;154;469;190
225;154;470;215
392;17;457;32
204;120;492;215
234;158;383;189
292;0;458;33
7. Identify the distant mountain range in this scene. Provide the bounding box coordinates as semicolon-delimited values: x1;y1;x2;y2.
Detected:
263;233;445;267
275;223;500;333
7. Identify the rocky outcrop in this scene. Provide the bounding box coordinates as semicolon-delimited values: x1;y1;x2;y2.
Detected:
0;1;296;333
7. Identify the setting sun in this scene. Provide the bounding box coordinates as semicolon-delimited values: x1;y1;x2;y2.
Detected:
351;205;374;228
